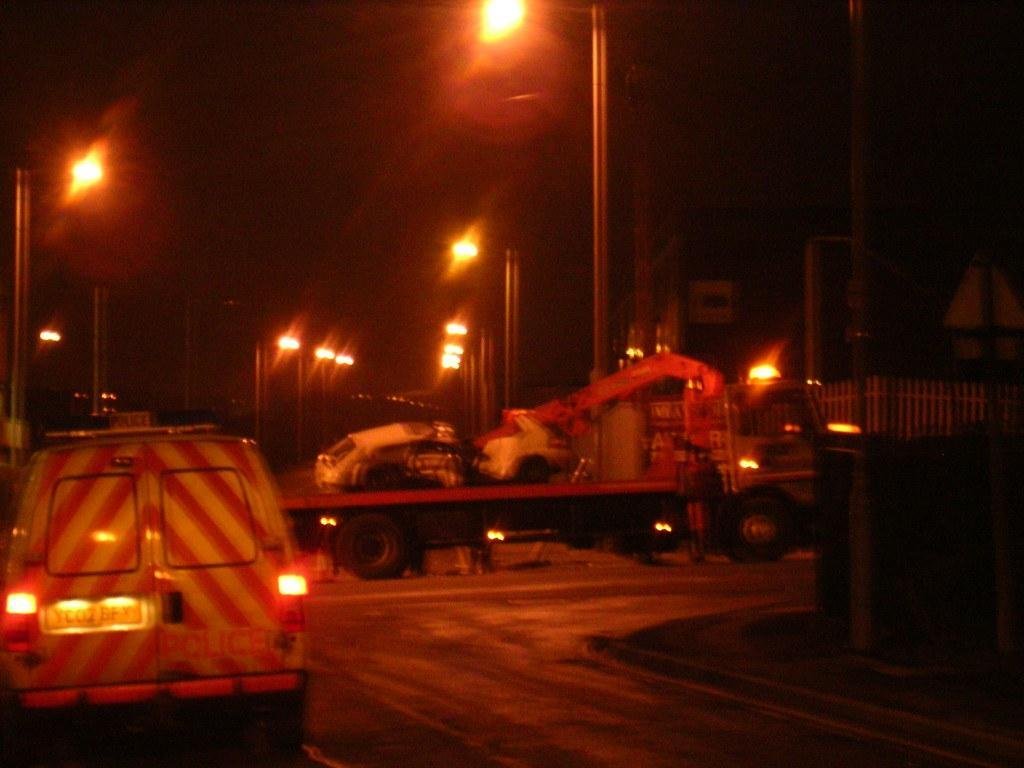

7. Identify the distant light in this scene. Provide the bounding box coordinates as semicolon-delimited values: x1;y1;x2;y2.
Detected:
625;346;644;360
486;529;506;541
444;343;465;356
451;239;479;262
319;516;338;527
747;363;781;383
441;353;462;370
446;322;468;336
738;457;760;470
481;0;525;42
277;335;300;351
334;353;354;366
39;329;62;343
315;347;336;360
654;521;673;533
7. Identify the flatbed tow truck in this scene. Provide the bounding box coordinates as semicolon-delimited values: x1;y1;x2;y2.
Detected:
281;478;681;579
280;352;832;579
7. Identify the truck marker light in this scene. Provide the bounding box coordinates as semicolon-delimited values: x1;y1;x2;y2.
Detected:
747;363;781;383
486;530;506;542
738;457;760;470
826;422;861;434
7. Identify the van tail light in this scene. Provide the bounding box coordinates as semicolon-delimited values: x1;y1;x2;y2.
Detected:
277;574;307;633
3;592;39;652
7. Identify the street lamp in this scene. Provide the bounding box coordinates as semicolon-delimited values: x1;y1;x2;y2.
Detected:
476;1;608;382
449;238;519;410
476;0;608;478
8;151;104;464
481;0;526;41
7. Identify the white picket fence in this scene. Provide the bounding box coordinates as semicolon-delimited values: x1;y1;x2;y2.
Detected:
817;377;1024;438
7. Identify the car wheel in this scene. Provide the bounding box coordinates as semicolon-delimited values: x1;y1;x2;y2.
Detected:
729;492;793;562
337;513;409;579
516;456;551;484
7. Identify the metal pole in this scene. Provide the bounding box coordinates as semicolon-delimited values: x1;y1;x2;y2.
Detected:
848;0;873;653
296;353;304;463
254;344;263;444
591;1;608;382
10;169;30;464
504;248;512;411
503;247;520;410
591;1;609;480
512;248;519;407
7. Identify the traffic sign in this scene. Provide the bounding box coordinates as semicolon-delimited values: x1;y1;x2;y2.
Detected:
944;255;1024;331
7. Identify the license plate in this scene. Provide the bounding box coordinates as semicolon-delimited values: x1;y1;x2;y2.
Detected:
45;596;145;632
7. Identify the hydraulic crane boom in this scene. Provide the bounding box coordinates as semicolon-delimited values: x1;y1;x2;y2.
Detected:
524;352;725;436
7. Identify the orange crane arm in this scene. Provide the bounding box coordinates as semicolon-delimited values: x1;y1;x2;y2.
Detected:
527;352;724;435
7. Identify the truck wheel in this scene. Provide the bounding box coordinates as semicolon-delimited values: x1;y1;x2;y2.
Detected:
337;514;409;579
729;493;792;562
516;456;550;484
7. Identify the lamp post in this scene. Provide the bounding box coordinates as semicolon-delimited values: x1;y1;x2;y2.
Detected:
8;152;103;464
276;335;303;462
451;239;519;411
477;0;608;473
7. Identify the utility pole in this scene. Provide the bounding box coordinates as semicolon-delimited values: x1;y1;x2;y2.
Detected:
848;0;873;653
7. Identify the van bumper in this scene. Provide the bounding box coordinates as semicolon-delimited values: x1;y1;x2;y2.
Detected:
11;670;306;709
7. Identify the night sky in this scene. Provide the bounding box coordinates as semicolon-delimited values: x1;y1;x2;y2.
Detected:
2;1;1022;437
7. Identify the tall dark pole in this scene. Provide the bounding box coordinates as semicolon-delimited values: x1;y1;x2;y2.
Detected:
848;0;873;653
503;247;519;410
10;169;31;465
592;1;608;382
254;344;263;444
591;2;609;480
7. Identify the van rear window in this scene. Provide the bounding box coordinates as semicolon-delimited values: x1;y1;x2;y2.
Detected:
161;468;257;567
47;474;140;576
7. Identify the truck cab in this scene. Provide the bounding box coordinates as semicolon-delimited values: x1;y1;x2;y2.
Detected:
706;369;824;561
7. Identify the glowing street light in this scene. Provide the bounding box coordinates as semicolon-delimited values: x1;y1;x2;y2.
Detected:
277;334;301;351
446;321;469;336
314;346;336;360
480;0;526;42
451;239;480;263
334;353;355;366
69;151;104;197
38;329;62;343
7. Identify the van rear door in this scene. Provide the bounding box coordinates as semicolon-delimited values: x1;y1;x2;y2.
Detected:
146;439;292;682
25;443;158;696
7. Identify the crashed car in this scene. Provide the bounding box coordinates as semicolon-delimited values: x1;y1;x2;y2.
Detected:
315;421;466;491
473;412;575;483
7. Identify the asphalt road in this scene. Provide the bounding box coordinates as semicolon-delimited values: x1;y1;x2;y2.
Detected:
21;545;964;766
299;547;956;768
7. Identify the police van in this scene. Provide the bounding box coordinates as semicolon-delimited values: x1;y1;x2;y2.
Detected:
0;426;308;760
